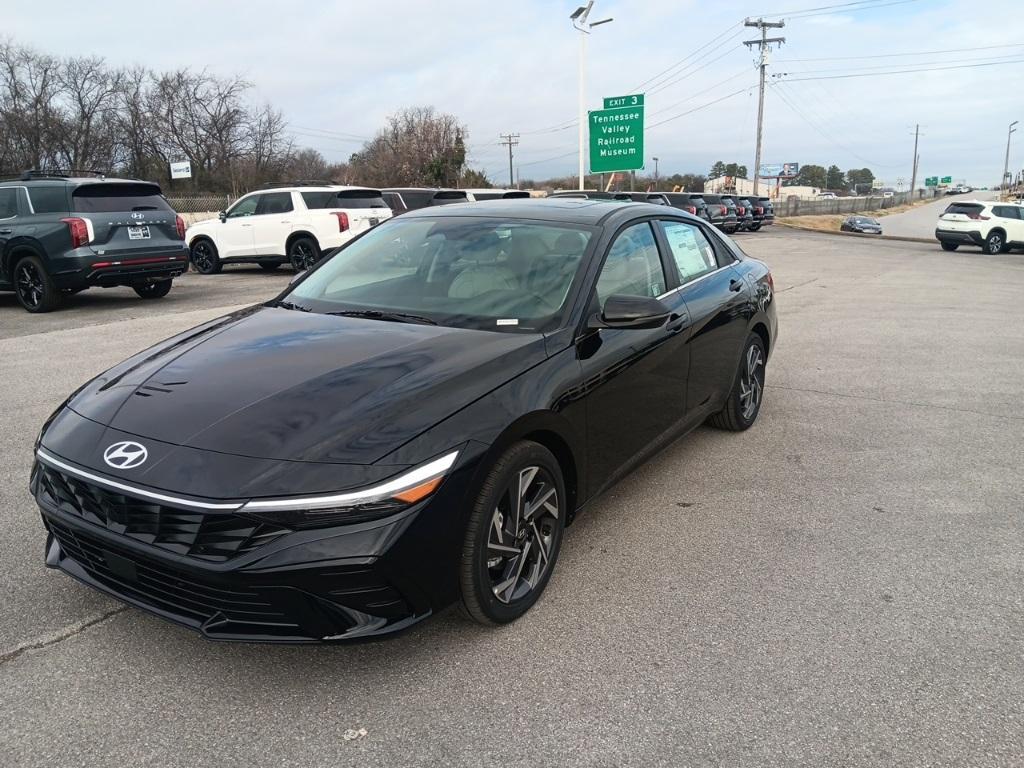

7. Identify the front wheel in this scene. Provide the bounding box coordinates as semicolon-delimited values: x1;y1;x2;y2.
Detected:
14;255;62;313
190;239;221;274
940;242;959;252
460;441;566;625
708;333;766;431
749;223;762;231
288;237;321;272
133;280;172;299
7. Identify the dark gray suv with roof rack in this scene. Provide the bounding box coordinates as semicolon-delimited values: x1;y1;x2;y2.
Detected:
0;170;187;312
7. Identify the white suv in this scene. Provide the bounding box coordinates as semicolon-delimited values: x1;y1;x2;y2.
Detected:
936;200;1024;254
186;184;392;274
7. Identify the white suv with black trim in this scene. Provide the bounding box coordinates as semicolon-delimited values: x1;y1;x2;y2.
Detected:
936;200;1024;254
186;184;392;273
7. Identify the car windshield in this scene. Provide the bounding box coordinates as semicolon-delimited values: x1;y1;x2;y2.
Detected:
283;217;594;332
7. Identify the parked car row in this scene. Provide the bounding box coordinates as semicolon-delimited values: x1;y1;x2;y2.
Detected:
548;190;774;235
0;169;779;313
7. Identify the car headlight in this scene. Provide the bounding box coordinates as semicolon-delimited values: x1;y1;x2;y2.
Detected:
239;450;459;529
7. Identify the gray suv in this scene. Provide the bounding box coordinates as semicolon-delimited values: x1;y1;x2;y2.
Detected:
0;171;188;312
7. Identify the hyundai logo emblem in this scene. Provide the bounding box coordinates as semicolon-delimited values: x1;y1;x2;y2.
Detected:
131;212;145;220
103;441;149;470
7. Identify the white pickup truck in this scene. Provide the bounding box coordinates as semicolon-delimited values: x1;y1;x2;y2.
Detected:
186;184;392;274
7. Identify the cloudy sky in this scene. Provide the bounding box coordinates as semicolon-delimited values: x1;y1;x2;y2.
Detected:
8;0;1024;186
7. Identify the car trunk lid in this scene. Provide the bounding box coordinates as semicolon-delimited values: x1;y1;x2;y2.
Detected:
72;182;183;255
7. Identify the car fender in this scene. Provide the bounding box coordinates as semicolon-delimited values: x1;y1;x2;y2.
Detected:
2;236;48;277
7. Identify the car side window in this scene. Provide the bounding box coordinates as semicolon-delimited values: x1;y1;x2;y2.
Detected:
0;188;19;219
594;222;666;306
257;192;294;215
226;195;259;219
659;221;719;283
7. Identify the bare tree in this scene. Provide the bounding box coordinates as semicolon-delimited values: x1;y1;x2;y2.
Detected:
349;106;467;187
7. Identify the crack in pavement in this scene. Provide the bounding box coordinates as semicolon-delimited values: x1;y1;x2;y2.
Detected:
767;384;1021;421
775;277;819;293
0;606;129;666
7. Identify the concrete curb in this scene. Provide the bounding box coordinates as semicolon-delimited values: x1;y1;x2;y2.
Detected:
775;222;935;245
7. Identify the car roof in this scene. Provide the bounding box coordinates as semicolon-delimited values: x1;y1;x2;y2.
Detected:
396;197;681;225
1;175;155;186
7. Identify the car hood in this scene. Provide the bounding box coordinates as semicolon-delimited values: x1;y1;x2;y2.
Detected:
65;306;547;465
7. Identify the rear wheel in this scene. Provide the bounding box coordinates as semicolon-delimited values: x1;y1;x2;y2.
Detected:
133;280;172;299
749;223;762;231
258;262;281;272
288;237;320;272
460;441;566;625
983;231;1008;255
14;255;61;313
940;242;959;252
708;333;766;432
190;239;221;274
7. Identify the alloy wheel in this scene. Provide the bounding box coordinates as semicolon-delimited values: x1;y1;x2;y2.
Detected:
486;465;560;604
291;241;318;271
192;242;214;272
739;343;764;420
15;262;43;309
988;235;1002;254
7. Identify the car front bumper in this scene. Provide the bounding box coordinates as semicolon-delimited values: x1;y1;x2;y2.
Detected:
33;451;480;642
935;228;983;246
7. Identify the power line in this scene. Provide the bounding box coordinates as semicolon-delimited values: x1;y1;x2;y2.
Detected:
778;52;1024;75
290;125;371;141
779;57;1024;81
761;0;922;19
777;43;1024;61
633;25;746;92
517;149;577;168
647;69;751;117
647;42;750;96
647;86;756;129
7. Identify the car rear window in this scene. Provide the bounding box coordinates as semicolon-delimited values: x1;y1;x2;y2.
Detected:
301;190;389;210
701;195;721;204
944;203;985;216
72;183;171;213
431;191;468;205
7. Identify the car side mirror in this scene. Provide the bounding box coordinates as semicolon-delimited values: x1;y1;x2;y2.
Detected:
218;211;227;223
591;294;671;330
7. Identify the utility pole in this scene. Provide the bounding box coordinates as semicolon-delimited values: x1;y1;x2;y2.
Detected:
499;133;520;188
653;156;659;190
909;124;920;200
1002;121;1018;197
744;18;785;196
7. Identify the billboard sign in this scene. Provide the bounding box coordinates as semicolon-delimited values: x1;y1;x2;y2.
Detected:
758;163;783;178
782;162;800;177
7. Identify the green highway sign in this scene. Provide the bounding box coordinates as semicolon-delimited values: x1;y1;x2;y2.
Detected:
589;99;645;174
925;176;938;186
941;176;952;184
603;93;644;109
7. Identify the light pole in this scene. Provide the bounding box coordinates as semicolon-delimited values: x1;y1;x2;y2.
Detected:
653;156;659;190
1003;120;1018;197
571;2;612;191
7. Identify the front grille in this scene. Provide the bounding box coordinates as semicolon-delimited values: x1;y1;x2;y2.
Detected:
37;464;287;562
47;518;295;629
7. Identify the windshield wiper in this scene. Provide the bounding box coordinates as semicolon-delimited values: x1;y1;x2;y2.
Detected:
272;300;311;312
327;309;437;326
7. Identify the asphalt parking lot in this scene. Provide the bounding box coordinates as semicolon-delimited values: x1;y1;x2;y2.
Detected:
2;229;1022;767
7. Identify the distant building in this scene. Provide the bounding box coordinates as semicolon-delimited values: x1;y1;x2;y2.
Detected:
703;176;820;199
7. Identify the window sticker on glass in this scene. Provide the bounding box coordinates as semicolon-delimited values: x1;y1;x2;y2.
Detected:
662;222;717;282
496;318;519;326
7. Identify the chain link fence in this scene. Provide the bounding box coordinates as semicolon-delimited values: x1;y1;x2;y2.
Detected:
166;195;235;214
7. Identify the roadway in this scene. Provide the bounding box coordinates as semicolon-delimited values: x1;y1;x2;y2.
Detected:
2;232;1023;767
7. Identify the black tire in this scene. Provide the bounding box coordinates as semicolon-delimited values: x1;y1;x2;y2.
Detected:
132;280;172;299
460;440;566;626
983;230;1008;255
708;333;767;432
190;238;221;274
13;254;62;313
749;223;762;231
940;242;959;252
258;262;281;272
288;236;320;272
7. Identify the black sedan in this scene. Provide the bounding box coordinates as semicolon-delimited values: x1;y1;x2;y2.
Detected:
840;215;882;234
32;199;777;642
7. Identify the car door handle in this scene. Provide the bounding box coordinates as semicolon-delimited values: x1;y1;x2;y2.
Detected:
0;228;12;234
729;279;744;292
666;313;689;334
